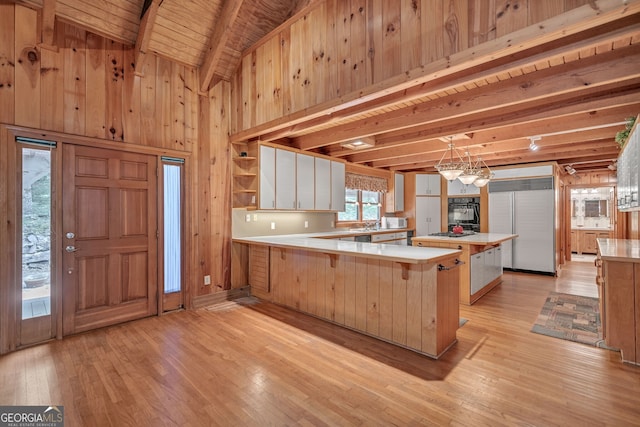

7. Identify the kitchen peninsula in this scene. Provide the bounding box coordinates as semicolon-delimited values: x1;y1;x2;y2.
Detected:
412;233;518;305
233;235;463;359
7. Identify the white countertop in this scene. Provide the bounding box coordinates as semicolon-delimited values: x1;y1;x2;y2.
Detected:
233;234;461;265
597;238;640;263
412;233;518;245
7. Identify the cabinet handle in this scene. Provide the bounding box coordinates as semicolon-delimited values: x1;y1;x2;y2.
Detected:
438;259;465;271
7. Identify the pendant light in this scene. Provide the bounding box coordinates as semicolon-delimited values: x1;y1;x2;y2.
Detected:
435;137;465;181
458;149;480;185
472;156;493;188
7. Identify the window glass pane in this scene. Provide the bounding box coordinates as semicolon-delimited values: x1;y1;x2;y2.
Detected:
362;191;381;221
163;164;181;294
345;188;358;202
338;189;359;221
22;148;51;319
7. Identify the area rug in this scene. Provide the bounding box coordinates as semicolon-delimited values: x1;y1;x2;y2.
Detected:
531;292;612;349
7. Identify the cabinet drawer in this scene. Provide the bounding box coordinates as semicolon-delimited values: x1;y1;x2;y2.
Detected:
372;233;396;242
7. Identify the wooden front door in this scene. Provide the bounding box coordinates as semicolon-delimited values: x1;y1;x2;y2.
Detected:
62;145;158;335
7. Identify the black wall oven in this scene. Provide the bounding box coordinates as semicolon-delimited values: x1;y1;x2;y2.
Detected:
447;197;480;232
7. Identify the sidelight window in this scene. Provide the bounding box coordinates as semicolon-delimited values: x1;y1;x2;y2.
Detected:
20;144;53;320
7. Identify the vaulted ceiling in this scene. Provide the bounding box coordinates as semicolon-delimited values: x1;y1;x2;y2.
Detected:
18;0;640;176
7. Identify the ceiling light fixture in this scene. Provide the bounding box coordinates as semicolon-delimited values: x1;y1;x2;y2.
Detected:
472;156;494;188
564;165;577;175
435;137;466;181
458;149;480;185
341;136;375;150
529;136;541;151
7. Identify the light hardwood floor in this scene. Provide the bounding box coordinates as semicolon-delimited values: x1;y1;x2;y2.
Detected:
1;261;639;426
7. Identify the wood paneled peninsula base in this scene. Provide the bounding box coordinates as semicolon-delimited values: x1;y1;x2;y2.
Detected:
233;236;463;359
411;233;518;305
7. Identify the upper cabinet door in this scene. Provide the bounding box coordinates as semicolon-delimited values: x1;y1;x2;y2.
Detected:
394;173;405;211
416;174;441;196
275;149;296;209
386;173;405;212
447;178;480;196
315;157;331;210
259;145;276;209
331;161;346;212
296;153;315;210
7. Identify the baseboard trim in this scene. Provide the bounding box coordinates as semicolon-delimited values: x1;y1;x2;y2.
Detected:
191;286;251;309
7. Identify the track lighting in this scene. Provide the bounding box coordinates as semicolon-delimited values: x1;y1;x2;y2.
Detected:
529;136;541;151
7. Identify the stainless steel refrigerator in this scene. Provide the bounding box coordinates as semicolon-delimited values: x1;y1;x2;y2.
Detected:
488;177;555;274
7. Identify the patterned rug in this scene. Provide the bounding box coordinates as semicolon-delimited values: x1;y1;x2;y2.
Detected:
531;292;612;349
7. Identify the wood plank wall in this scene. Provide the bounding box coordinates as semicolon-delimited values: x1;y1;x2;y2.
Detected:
231;0;591;134
0;3;233;307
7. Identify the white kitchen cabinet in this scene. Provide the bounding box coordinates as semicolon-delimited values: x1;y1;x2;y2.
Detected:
470;251;485;295
484;248;497;285
259;145;276;209
415;174;441;196
275;149;296;209
470;245;503;295
617;119;639;211
491;165;554;180
315;157;331;210
296;153;315;210
386;173;405;212
448;178;480;196
415;196;441;236
331;161;346;212
257;144;345;212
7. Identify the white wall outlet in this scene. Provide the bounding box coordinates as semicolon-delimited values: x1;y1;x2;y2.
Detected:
245;214;251;222
253;214;258;221
204;275;211;285
331;221;334;227
304;220;309;228
270;222;276;230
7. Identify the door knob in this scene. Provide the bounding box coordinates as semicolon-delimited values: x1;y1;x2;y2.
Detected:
66;232;75;239
65;246;78;253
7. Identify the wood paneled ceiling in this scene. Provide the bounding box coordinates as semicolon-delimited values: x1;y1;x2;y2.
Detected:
17;0;640;175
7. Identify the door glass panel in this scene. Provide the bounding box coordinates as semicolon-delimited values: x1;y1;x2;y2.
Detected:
21;148;52;319
163;164;181;294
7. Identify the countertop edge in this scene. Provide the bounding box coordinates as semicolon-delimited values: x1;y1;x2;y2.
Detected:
233;236;462;264
411;233;519;245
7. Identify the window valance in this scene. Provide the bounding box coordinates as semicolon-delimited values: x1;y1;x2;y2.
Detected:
345;173;388;193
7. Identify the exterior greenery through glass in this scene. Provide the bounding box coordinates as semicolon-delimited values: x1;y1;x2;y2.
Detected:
338;189;381;222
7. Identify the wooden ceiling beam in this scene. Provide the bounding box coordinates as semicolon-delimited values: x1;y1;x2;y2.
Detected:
339;87;640;165
134;0;160;76
294;44;640;150
370;132;620;169
361;109;635;167
373;138;617;170
393;145;620;172
363;88;640;153
199;0;245;93
260;22;640;145
39;0;57;50
230;0;640;143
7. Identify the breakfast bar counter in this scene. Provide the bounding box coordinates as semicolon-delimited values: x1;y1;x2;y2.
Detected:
233;235;463;359
412;233;518;305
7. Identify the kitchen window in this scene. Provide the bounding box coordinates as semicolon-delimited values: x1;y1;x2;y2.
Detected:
338;189;382;222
